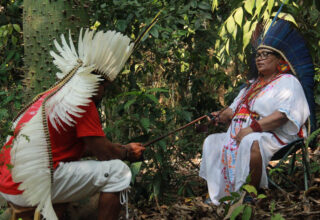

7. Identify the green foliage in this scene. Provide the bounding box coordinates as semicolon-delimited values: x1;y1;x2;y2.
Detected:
0;0;319;213
270;201;285;220
0;1;23;85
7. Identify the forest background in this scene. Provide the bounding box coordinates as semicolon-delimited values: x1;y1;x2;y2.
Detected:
0;0;320;219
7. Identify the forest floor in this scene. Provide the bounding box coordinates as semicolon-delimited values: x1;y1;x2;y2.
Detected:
124;147;320;220
0;148;319;220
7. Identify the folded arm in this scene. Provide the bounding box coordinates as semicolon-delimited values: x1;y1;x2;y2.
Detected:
235;110;288;143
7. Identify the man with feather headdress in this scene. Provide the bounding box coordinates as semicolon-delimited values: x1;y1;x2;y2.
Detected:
0;29;145;220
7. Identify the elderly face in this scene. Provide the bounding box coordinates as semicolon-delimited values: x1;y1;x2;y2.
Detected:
255;49;281;77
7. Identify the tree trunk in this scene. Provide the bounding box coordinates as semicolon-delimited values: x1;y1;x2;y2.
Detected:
23;0;90;100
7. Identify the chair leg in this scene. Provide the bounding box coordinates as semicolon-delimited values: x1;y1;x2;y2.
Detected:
288;152;296;175
10;208;16;220
34;210;40;220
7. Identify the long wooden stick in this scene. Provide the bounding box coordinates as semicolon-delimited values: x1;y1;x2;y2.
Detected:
142;115;207;147
142;106;229;147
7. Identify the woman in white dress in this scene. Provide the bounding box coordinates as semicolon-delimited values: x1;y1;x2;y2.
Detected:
199;20;312;205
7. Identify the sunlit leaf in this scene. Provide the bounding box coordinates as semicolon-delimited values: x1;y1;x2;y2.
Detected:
226;17;236;33
234;7;244;27
243;184;257;195
255;0;266;17
267;0;275;14
257;194;267;199
219;25;226;37
244;0;255;15
232;25;237;40
212;0;218;13
271;12;297;26
226;39;230;55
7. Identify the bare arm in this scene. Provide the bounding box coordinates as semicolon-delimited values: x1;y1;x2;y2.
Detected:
82;136;145;162
235;111;288;143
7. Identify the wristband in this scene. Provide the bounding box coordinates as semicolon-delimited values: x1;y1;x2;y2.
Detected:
250;119;262;132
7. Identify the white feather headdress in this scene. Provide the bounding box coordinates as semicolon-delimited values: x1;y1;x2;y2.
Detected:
10;29;134;220
51;28;134;81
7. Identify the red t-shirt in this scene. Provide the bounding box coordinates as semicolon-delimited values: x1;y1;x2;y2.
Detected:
0;101;105;195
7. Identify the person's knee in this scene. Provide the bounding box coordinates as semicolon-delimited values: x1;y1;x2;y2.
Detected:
100;160;132;192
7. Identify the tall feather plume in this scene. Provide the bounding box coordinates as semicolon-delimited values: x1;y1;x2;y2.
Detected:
251;20;267;50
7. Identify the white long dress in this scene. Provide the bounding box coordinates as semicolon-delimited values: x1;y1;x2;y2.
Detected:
199;73;310;205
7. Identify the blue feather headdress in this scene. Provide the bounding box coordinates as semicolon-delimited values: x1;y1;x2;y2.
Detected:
256;19;316;132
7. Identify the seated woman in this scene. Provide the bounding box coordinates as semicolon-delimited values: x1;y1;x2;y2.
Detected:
199;19;313;205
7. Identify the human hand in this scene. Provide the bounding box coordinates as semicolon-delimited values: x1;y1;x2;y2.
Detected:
234;127;253;144
124;143;146;162
207;112;219;125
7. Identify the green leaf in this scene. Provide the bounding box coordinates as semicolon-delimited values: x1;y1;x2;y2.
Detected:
230;205;245;220
198;1;211;10
255;0;265;16
116;19;127;32
212;0;218;13
219;25;226;37
144;94;159;104
230;191;240;198
242;20;252;50
232;25;237;40
242;184;257;195
267;0;275;14
150;26;159;38
11;36;17;45
153;176;161;197
124;99;136;111
234;7;244;27
257;194;267;199
242;206;252;220
226;17;236;33
145;88;168;93
219;195;234;202
271;12;297;26
244;0;255;15
271;213;285;220
130;162;142;184
226;39;230;55
13;24;21;32
140;117;150;131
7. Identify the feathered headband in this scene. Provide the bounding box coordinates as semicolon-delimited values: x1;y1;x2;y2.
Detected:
50;29;134;82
